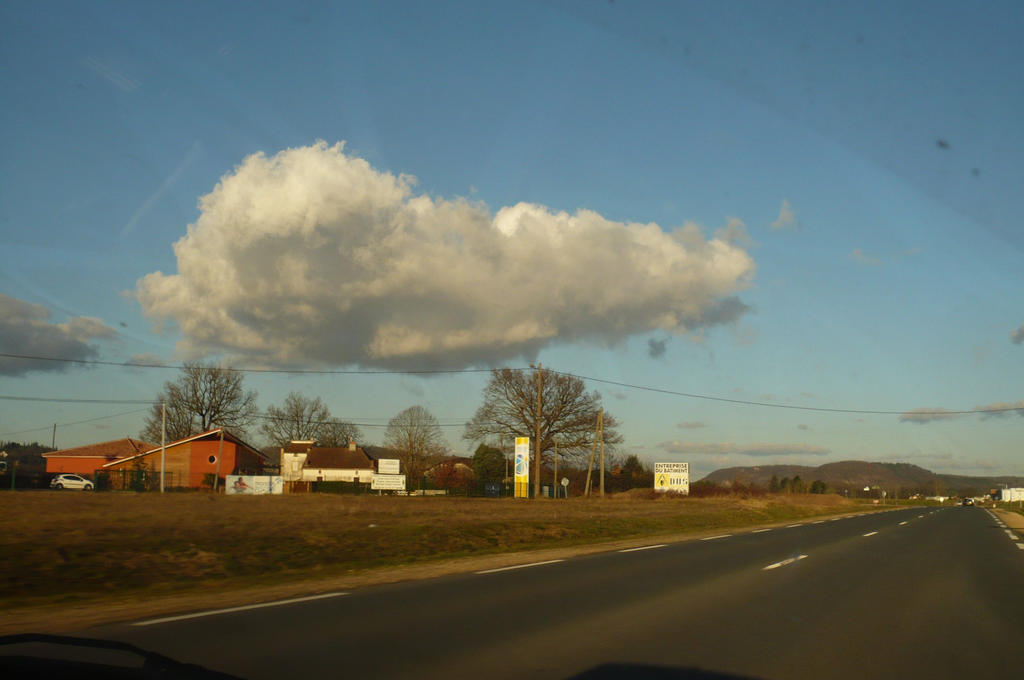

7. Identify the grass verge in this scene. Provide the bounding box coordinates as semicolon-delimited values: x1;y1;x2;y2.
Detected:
1;491;873;629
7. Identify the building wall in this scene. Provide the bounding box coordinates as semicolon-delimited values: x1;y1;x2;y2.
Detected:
45;457;115;475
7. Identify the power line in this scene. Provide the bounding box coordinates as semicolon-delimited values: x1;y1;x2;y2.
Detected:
1;352;1021;417
549;370;1024;417
0;352;507;375
0;395;155;405
0;407;151;439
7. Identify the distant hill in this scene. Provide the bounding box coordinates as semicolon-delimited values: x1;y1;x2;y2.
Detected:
702;460;1024;496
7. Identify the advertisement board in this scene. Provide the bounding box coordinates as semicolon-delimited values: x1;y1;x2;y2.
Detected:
653;462;689;494
225;475;284;495
371;474;406;490
377;459;400;475
514;436;530;498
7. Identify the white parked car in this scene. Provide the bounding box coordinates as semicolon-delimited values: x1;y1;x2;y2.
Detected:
50;473;94;491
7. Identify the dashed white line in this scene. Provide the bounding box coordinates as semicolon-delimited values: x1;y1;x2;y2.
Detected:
1017;543;1024;551
863;531;878;537
476;559;565;574
701;534;732;541
917;515;924;519
899;521;908;526
1005;530;1018;540
763;554;808;570
133;592;348;626
786;524;803;528
812;520;825;524
752;528;772;533
619;544;667;553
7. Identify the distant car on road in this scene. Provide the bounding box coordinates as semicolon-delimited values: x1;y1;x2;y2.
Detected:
50;473;93;491
961;498;974;506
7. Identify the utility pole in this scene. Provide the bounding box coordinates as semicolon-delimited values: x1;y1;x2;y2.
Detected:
585;410;600;498
160;401;166;493
51;423;56;450
213;427;225;492
553;439;559;499
598;409;605;498
534;363;543;498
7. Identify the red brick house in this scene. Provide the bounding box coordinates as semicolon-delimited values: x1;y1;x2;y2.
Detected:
102;428;269;489
43;438;155;476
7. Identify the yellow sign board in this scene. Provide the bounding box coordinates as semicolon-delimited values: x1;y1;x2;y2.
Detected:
514;436;530;498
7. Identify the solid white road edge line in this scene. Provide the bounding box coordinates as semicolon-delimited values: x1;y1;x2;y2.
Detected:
863;531;878;537
701;534;732;541
476;559;565;574
619;544;668;553
133;592;348;626
763;554;808;570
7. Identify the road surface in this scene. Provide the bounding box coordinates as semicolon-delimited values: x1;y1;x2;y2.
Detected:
24;507;1024;678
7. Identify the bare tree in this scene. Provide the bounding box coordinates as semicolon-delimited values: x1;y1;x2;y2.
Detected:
141;362;258;442
463;367;621;467
260;392;330;447
315;417;363;448
384;405;447;482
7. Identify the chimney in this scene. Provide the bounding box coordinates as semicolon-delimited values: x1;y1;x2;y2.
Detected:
348;438;356;452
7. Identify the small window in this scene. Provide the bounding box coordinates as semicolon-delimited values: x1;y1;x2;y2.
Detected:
208;455;217;464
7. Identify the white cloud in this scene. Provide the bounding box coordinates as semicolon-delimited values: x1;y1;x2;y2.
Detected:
656;440;830;457
770;199;796;230
850;248;881;266
136;142;756;369
898;408;960;424
1011;323;1024;344
0;294;117;376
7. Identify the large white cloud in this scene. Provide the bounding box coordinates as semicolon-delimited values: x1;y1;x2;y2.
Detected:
0;294;116;376
136;142;755;369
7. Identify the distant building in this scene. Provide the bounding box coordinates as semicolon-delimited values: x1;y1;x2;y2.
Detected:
102;428;268;489
1000;488;1024;502
43;438;155;475
280;439;375;485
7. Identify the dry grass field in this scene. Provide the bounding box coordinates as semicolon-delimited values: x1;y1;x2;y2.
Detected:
0;490;860;615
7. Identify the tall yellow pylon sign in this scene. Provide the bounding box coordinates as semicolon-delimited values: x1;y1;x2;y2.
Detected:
514;437;530;498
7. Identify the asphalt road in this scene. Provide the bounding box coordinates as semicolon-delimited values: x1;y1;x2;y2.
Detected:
34;507;1024;678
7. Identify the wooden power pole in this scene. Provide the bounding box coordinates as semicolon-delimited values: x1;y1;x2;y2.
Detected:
584;408;603;498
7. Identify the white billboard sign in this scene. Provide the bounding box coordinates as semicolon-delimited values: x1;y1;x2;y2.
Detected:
654;462;689;494
377;459;400;475
226;475;284;495
372;474;406;490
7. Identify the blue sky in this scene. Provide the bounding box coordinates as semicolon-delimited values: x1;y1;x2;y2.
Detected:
2;1;1022;479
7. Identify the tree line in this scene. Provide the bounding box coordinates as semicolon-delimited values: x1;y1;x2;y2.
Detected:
138;362;623;490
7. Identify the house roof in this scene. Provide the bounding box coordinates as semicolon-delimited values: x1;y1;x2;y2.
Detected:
283;441;314;453
43;438;156;460
304;447;374;470
103;428;270;468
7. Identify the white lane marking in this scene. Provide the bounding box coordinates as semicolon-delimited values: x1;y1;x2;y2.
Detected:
1005;530;1018;540
1017;543;1024;550
786;524;803;528
829;517;842;521
476;559;564;574
763;554;808;570
899;521;908;525
812;520;825;524
752;528;772;533
619;544;667;553
133;592;347;626
701;534;732;541
863;531;878;537
918;515;924;518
